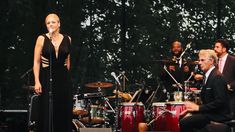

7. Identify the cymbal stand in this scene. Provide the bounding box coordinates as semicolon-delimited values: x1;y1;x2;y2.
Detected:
184;81;190;101
104;97;115;113
184;71;194;101
146;79;161;110
112;72;122;132
133;87;144;132
118;71;129;91
177;42;191;64
103;97;115;128
163;65;183;90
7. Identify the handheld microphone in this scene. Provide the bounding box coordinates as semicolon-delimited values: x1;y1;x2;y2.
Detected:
48;28;53;41
49;28;53;34
111;72;121;85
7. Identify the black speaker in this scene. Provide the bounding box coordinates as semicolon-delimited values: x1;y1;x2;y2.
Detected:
79;128;112;132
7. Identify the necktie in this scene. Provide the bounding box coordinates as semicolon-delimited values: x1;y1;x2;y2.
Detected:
203;76;206;85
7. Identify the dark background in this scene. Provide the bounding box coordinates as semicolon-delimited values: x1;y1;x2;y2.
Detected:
1;0;235;131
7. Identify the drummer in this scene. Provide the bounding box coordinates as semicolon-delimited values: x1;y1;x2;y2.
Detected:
161;40;193;101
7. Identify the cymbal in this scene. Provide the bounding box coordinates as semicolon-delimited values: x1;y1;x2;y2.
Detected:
85;82;113;88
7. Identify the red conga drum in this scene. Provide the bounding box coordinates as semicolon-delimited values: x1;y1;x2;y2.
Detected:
151;102;168;131
152;101;185;132
119;102;144;132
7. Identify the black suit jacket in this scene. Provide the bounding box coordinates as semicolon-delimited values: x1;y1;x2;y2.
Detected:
222;55;235;92
199;68;231;122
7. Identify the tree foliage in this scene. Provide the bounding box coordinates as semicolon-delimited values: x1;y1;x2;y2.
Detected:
1;0;235;108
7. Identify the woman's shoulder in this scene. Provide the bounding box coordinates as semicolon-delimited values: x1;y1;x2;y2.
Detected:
37;34;47;40
36;34;47;42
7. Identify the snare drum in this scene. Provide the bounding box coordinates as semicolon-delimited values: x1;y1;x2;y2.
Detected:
119;102;144;132
73;95;88;116
81;105;106;124
152;102;185;132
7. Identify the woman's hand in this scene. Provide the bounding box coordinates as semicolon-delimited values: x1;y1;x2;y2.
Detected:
34;82;42;94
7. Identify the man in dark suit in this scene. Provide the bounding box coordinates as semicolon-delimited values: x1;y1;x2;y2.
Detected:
179;49;231;132
161;40;192;100
214;39;235;118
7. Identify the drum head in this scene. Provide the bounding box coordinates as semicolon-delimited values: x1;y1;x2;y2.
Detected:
120;102;144;106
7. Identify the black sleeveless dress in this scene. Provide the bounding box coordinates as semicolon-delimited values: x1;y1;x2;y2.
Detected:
38;34;73;132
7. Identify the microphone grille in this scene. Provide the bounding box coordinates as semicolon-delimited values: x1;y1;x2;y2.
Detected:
49;28;53;34
111;72;115;76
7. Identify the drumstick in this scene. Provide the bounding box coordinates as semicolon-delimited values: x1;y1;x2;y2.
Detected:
179;109;188;117
179;109;192;119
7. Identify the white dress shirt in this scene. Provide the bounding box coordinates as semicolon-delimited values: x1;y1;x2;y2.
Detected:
204;66;215;84
218;53;228;73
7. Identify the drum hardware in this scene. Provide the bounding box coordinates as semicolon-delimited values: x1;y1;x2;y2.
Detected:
102;97;115;128
118;71;129;91
176;42;192;65
184;71;195;100
163;65;184;90
164;65;195;102
73;95;88;116
106;95;122;99
184;81;190;101
145;78;161;110
104;97;115;113
83;92;105;99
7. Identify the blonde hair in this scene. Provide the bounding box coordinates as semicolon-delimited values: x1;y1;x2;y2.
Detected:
45;13;60;24
199;49;218;65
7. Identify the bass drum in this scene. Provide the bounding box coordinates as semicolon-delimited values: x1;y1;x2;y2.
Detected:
72;119;86;132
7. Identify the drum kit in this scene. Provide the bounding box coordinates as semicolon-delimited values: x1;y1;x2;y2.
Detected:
70;79;201;132
71;80;137;131
25;73;201;132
